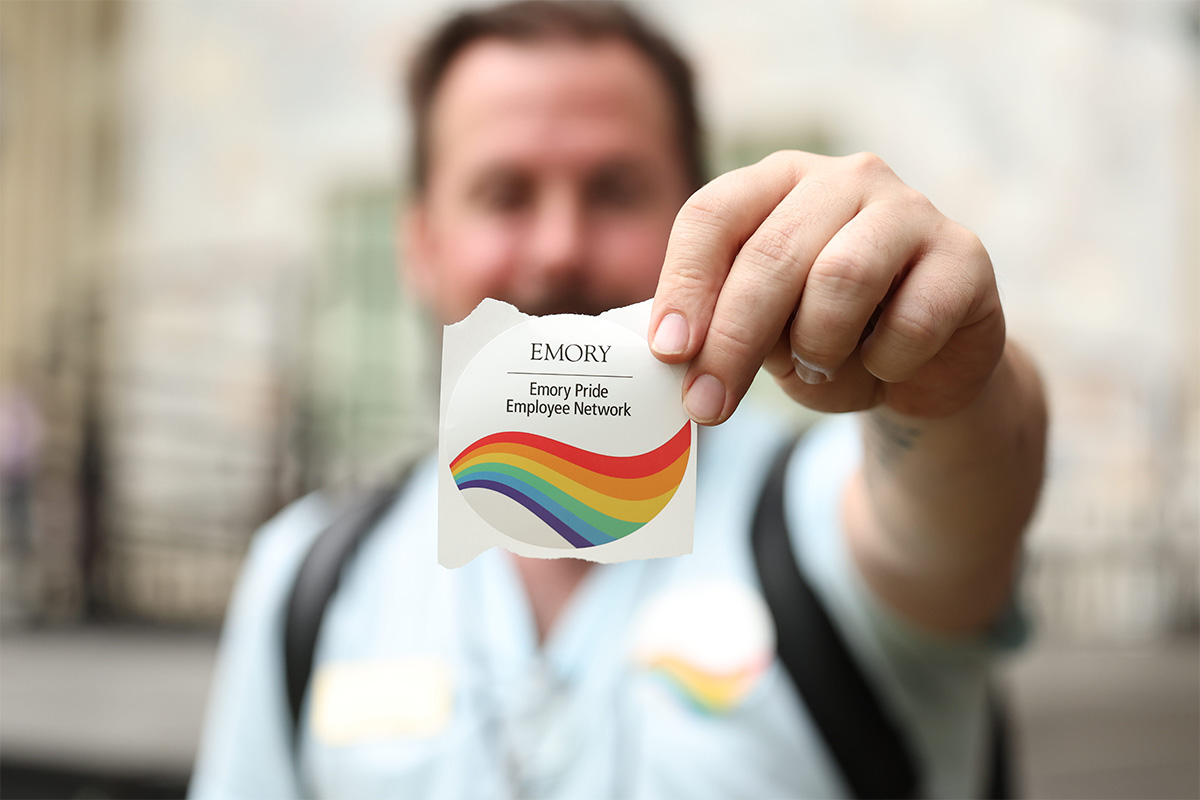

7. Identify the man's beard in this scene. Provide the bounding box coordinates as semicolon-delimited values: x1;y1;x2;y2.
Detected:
512;284;646;318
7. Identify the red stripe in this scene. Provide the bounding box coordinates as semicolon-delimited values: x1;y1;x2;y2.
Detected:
451;421;690;479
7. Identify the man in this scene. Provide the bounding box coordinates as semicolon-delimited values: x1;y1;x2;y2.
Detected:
191;2;1047;797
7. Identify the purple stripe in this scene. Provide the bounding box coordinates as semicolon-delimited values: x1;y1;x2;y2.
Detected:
457;479;593;548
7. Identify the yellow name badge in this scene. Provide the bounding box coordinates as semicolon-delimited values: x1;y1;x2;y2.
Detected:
309;656;453;746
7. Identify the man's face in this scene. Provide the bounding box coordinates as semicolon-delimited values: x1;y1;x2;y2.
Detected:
407;37;693;322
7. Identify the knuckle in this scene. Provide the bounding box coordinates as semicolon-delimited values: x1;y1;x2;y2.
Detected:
674;190;735;235
937;221;990;265
889;280;966;352
760;149;805;179
857;208;906;253
897;186;934;214
888;304;943;354
807;252;877;300
791;305;864;367
959;228;991;267
845;150;890;177
705;314;760;360
743;224;803;275
664;256;714;294
792;308;861;363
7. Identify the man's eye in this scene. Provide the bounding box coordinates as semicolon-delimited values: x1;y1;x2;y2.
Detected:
475;179;531;212
588;175;647;209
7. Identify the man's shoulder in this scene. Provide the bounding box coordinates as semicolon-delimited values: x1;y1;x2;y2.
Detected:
252;455;439;568
247;492;338;571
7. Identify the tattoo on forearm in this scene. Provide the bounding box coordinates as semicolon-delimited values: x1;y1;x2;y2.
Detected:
866;415;922;467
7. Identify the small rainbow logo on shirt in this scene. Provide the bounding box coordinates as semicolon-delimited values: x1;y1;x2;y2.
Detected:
643;654;772;714
450;422;691;548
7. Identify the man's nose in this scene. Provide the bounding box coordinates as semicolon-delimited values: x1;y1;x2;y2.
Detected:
527;189;587;281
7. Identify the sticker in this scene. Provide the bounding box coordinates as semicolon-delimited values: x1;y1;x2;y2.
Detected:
438;299;696;568
309;657;453;746
631;580;775;713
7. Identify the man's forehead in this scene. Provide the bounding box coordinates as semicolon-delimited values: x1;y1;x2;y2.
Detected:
428;38;676;167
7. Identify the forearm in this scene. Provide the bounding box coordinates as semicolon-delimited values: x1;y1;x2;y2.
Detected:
844;340;1048;634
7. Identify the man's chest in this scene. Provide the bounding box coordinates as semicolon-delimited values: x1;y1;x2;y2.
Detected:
301;545;835;800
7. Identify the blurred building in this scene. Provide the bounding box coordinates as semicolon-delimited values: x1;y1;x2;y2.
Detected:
0;0;124;619
0;0;1196;640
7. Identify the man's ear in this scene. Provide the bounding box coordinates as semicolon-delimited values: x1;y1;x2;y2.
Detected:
400;201;438;306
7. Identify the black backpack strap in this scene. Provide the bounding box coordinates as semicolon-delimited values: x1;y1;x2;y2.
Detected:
752;434;920;799
985;689;1011;799
283;470;415;737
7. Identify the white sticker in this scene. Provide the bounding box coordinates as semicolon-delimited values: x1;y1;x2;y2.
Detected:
438;299;696;568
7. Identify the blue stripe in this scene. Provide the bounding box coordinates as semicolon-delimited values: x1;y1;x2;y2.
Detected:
455;469;621;546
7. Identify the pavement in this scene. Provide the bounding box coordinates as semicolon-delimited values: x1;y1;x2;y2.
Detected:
1001;643;1200;799
0;626;1197;798
0;626;217;790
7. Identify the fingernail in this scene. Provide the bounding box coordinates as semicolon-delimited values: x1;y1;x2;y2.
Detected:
792;353;832;385
685;374;726;423
651;313;689;356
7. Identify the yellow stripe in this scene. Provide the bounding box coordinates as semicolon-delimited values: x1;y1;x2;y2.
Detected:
648;655;760;711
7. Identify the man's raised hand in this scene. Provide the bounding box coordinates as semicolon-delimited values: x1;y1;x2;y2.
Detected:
649;150;1006;423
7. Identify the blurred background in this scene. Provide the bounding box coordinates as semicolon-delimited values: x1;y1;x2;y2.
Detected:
0;0;1196;797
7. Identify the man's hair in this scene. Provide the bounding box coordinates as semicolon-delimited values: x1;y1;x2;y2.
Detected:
406;0;705;194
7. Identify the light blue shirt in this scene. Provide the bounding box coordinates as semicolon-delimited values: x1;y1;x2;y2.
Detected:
191;410;1023;799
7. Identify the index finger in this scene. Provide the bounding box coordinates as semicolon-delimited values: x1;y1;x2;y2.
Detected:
648;152;809;362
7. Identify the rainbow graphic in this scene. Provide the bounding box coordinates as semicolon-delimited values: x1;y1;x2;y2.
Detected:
643;653;772;714
449;422;691;548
